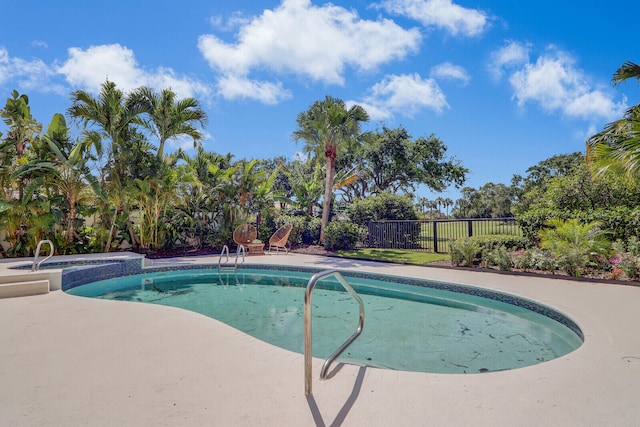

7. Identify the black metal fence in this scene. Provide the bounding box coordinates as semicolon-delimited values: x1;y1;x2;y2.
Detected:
366;218;522;253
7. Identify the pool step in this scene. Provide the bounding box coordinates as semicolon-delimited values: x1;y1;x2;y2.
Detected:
0;279;50;299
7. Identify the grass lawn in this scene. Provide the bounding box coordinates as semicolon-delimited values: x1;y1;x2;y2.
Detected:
336;248;450;265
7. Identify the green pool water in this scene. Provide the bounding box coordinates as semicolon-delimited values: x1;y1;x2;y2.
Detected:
66;268;583;374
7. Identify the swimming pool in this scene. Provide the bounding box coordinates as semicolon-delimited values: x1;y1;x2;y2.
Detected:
65;265;583;374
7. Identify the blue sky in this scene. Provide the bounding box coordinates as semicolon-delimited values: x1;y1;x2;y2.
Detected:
1;0;639;201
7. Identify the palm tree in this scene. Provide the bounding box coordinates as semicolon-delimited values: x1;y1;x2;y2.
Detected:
68;80;149;251
0;90;42;200
587;61;640;179
131;87;208;160
440;197;453;217
293;96;369;243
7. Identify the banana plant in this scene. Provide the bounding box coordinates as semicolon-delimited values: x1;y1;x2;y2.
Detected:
41;114;106;244
283;160;324;217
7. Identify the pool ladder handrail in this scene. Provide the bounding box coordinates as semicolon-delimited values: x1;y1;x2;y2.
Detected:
32;239;54;272
236;245;246;266
218;245;230;269
304;269;365;396
217;245;246;271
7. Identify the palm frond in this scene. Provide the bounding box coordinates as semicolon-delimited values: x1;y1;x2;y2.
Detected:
613;61;640;86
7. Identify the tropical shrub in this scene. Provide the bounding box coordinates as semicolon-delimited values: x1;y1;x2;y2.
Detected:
510;248;557;272
612;235;640;256
451;234;527;268
275;214;321;246
323;221;366;251
610;253;640;280
471;234;528;252
483;245;513;271
450;238;482;267
538;218;611;276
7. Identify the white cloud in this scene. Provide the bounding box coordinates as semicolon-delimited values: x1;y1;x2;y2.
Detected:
198;0;421;104
507;48;626;120
209;12;252;32
58;44;142;92
353;73;448;120
375;0;488;37
0;47;64;94
57;44;211;99
488;40;530;78
431;62;470;86
216;74;291;104
31;40;48;49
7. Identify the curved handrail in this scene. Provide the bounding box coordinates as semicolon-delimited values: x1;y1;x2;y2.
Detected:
235;245;246;267
217;245;230;270
218;245;246;272
304;269;365;396
32;240;54;272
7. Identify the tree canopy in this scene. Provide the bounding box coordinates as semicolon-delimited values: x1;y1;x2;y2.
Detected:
338;126;467;201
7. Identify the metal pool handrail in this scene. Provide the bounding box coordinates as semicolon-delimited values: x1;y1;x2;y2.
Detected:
217;245;246;271
218;245;230;270
32;239;54;272
236;245;246;266
304;269;365;396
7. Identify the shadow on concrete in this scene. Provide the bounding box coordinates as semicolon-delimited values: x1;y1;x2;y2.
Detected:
305;365;367;427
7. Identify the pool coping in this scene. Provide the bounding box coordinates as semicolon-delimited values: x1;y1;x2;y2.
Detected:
1;252;639;426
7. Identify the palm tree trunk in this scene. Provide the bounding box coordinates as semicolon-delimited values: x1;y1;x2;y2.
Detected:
104;209;118;253
67;198;76;243
320;153;336;244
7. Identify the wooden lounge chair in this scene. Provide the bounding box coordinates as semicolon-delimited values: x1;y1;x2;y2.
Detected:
233;224;257;251
269;223;293;253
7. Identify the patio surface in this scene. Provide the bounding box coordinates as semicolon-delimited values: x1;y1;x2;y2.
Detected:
1;253;639;426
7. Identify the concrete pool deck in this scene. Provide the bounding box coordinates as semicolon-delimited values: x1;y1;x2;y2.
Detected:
1;253;639;426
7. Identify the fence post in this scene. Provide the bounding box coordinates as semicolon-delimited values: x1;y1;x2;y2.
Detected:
467;220;473;237
433;221;438;253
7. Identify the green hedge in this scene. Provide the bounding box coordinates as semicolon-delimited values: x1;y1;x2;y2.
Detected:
518;206;640;243
323;221;367;251
274;214;321;246
346;193;418;225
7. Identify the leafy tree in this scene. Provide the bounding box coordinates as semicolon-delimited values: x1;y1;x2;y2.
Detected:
516;162;640;242
338;126;467;201
293;96;369;243
347;192;418;225
452;183;514;218
512;152;583;195
453;187;482;218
